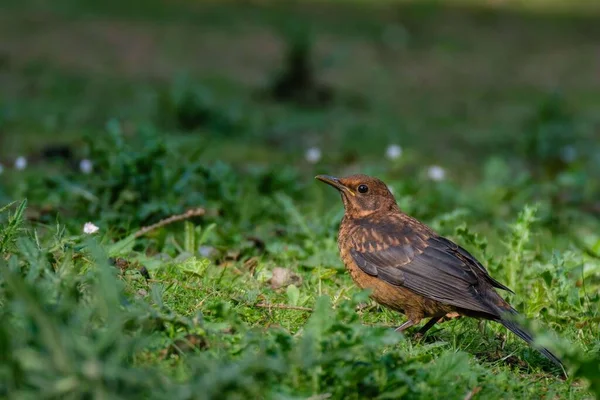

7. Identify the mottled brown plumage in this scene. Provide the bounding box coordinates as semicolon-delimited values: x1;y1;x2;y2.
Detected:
316;173;564;370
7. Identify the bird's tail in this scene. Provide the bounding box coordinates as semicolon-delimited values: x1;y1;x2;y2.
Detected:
496;305;564;371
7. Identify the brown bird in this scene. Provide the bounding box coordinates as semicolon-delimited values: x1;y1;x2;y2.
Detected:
316;173;563;370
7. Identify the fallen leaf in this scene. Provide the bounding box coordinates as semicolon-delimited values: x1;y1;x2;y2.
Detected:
269;267;302;289
243;257;259;274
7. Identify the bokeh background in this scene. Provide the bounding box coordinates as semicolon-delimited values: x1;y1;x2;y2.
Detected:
2;0;600;239
1;0;599;174
1;1;600;398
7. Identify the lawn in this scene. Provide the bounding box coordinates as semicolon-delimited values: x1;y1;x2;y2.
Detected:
1;0;600;399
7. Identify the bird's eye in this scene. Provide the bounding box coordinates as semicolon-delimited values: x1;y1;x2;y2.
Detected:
357;184;369;194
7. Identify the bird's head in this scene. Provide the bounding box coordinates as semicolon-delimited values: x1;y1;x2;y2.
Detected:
316;174;398;218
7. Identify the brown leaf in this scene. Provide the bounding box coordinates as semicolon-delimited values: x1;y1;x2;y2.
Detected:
243;257;259;274
112;257;132;271
269;267;302;289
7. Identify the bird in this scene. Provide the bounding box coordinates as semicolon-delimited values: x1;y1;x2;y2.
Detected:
316;173;564;371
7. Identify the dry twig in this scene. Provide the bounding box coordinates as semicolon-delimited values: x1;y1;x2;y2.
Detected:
254;302;312;312
134;207;205;238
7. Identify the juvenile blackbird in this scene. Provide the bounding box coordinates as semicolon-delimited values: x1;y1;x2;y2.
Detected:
316;173;563;369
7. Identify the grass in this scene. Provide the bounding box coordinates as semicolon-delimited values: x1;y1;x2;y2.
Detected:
1;0;600;399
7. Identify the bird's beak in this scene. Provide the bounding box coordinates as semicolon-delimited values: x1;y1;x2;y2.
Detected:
315;175;355;196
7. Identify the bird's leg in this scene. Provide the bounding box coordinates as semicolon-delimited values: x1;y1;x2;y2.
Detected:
394;319;416;332
414;312;462;339
413;317;443;339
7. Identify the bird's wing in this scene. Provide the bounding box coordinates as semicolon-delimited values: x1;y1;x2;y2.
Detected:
436;236;513;293
348;219;508;315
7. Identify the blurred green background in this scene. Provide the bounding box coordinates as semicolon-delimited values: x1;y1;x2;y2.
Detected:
2;0;600;240
1;0;599;168
1;1;600;399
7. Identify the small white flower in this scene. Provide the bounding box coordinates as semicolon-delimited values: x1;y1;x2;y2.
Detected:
14;156;27;170
83;222;99;234
560;146;577;163
305;147;322;164
386;144;403;160
79;159;93;174
0;163;4;175
427;165;446;181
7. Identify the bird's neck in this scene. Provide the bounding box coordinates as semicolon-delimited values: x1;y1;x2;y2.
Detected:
342;202;400;221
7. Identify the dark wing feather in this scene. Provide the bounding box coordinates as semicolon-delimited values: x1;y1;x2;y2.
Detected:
440;237;514;293
349;224;508;315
